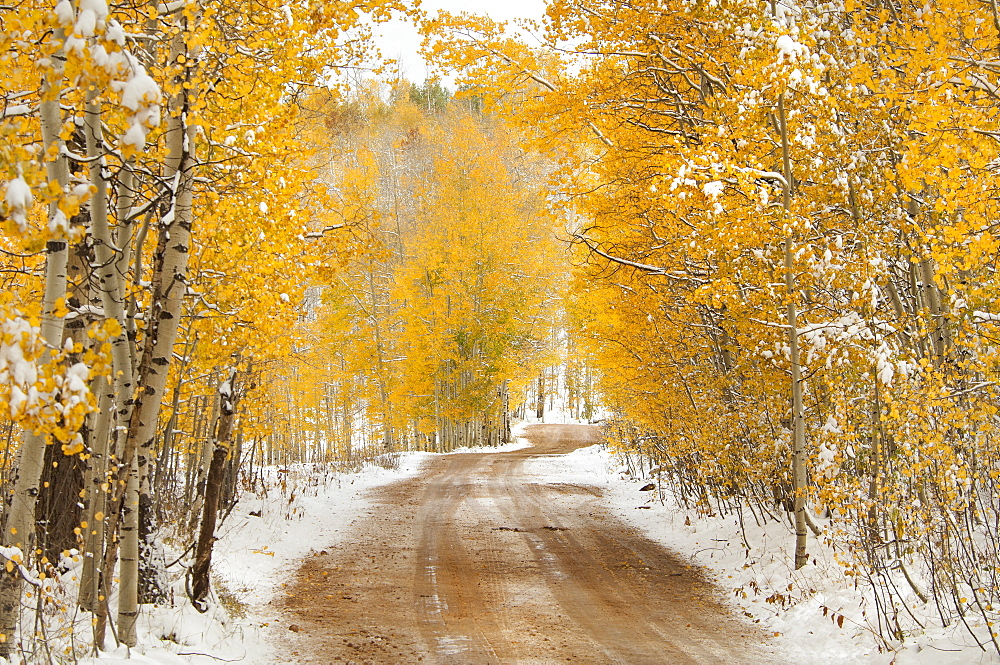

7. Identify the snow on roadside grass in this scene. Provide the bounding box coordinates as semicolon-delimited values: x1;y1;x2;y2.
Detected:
523;444;1000;665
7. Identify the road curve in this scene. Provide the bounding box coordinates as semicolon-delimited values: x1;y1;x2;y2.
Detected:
280;424;782;664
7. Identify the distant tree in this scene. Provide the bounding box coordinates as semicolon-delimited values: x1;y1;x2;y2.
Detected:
409;78;451;114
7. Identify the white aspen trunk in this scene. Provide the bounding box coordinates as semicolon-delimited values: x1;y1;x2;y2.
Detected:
434;378;442;452
0;28;71;654
35;59;71;352
117;458;140;645
125;213;150;371
118;35;196;637
884;277;916;351
116;164;136;286
79;376;111;612
919;257;952;364
86;95;135;396
785;236;808;570
778;93;809;570
905;261;929;361
314;398;324;461
342;378;353;460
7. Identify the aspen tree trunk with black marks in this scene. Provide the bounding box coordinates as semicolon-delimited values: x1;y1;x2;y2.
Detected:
919;256;953;365
79;93;138;616
79;374;111;614
778;93;809;570
85;93;135;417
0;29;70;654
118;457;140;642
118;27;197;644
190;369;240;610
36;233;88;563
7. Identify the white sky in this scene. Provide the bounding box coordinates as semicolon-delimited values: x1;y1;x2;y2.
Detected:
374;0;548;84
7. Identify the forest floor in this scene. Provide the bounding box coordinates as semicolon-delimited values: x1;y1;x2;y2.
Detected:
275;424;785;664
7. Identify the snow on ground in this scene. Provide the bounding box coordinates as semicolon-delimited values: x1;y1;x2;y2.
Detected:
522;444;1000;665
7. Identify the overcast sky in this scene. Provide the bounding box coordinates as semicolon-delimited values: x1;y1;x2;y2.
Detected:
374;0;548;84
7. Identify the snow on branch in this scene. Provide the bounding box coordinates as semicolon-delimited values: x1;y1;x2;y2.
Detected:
1;104;32;119
573;233;702;283
302;223;347;239
0;547;42;588
974;310;1000;324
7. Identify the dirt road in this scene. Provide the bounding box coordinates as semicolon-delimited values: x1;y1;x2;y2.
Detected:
280;424;783;664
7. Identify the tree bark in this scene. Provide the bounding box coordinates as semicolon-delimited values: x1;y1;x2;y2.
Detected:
118;33;196;643
79;376;111;613
0;28;70;654
536;370;545;420
778;93;809;570
190;370;240;611
117;458;140;645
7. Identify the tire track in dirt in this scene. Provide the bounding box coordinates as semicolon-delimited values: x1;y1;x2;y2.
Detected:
413;457;506;662
279;424;785;664
494;429;736;663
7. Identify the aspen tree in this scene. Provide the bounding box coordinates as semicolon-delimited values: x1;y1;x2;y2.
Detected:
117;12;197;639
777;93;808;570
189;367;240;610
0;15;72;653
